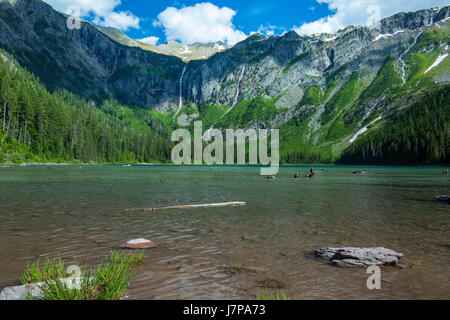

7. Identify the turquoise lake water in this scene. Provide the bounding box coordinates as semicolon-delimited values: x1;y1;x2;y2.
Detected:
0;165;448;299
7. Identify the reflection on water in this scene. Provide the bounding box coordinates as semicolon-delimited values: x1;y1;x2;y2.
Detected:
0;165;448;299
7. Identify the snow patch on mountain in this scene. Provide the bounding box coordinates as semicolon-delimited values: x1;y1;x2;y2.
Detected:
373;30;405;42
424;53;448;74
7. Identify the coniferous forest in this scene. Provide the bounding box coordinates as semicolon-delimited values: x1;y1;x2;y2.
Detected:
0;50;174;164
339;86;450;165
0;47;449;165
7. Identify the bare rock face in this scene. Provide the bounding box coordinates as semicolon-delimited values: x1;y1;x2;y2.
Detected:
315;247;404;268
119;238;157;249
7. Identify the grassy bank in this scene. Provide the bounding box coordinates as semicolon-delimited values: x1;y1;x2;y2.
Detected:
20;251;145;300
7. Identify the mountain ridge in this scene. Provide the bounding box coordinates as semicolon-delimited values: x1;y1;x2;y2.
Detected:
0;0;449;164
96;26;232;62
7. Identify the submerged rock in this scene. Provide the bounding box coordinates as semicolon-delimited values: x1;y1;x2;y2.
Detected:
315;247;404;268
119;238;157;249
435;195;449;203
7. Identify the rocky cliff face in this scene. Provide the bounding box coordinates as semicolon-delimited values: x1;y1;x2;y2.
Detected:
0;0;449;160
0;0;185;110
96;26;232;62
182;6;449;108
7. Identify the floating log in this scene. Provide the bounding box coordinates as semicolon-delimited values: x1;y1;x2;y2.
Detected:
125;202;246;213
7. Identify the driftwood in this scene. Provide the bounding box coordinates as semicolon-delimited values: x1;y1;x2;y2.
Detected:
125;202;246;213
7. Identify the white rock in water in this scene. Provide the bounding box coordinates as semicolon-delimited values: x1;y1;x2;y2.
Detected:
0;283;43;300
127;239;151;245
315;247;404;268
120;238;157;249
0;278;87;300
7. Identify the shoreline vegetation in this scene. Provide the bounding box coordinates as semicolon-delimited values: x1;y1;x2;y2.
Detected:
19;252;145;300
15;254;291;301
0;161;449;168
12;253;292;300
1;49;449;167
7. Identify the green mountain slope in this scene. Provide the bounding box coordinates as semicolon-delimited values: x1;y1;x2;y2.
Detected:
339;86;450;165
0;50;173;164
0;0;449;165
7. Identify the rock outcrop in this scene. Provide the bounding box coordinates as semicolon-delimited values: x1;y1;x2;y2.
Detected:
0;277;85;300
0;0;184;110
435;195;449;203
0;283;43;300
0;0;448;114
315;247;404;267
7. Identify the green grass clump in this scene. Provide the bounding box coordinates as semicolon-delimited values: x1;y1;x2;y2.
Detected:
20;258;68;285
256;291;290;300
20;251;145;300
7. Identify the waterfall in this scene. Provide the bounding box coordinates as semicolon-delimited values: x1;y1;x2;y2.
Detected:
398;29;425;84
398;8;442;84
224;65;246;116
175;65;187;117
203;65;247;140
360;100;382;128
233;66;246;108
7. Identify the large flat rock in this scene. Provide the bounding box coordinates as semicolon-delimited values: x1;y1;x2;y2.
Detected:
0;278;87;300
0;283;43;300
315;247;404;268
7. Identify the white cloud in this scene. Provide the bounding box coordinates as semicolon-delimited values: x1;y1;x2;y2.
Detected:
154;2;247;45
139;36;160;45
254;24;285;37
43;0;140;31
295;0;449;35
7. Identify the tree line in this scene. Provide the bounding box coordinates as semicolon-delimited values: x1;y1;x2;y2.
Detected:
0;50;173;164
339;85;450;165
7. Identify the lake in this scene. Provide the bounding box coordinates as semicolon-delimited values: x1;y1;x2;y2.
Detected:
0;165;448;299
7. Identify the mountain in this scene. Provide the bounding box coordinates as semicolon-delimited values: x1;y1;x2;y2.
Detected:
0;49;174;163
0;0;449;164
97;26;232;62
0;0;185;110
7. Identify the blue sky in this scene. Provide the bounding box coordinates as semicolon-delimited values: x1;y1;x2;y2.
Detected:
121;0;332;42
44;0;449;45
